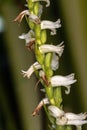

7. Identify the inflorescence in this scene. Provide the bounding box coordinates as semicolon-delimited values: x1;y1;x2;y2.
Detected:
14;0;87;130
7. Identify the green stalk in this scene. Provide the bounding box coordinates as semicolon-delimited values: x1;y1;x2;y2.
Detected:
66;126;72;130
56;125;65;130
53;87;63;108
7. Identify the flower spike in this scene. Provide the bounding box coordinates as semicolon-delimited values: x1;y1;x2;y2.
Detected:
32;0;50;7
22;62;41;79
15;0;87;130
41;19;61;35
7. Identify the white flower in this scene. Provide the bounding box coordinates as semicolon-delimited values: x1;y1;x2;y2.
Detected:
48;105;87;128
19;30;35;45
50;73;77;94
41;19;61;35
22;62;41;79
39;42;64;71
56;112;87;127
51;53;59;71
32;0;50;7
39;42;64;56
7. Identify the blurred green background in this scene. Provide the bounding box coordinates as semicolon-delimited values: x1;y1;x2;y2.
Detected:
0;0;87;130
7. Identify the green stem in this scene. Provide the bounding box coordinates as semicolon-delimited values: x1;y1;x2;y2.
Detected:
53;87;63;108
66;126;72;130
44;53;53;78
56;125;65;130
45;85;55;105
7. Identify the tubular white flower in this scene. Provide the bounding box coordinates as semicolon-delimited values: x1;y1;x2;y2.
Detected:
39;42;64;56
22;62;41;79
48;105;64;118
41;19;61;35
50;73;77;94
51;53;59;71
48;105;87;127
56;112;87;127
19;30;35;45
39;42;63;71
32;0;50;7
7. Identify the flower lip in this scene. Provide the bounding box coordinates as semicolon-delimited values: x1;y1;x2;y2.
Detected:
41;19;61;35
32;0;50;7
